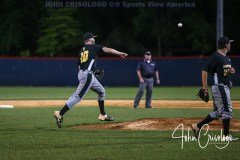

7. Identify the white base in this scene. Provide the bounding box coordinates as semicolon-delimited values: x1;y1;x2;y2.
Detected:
0;105;14;109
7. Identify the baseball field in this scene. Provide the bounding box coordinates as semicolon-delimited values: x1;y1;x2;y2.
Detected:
0;86;240;160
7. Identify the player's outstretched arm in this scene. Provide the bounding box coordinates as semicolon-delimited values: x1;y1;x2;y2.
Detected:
102;47;128;58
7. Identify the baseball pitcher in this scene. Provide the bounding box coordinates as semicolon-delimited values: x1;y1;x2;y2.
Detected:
54;32;128;128
193;37;238;141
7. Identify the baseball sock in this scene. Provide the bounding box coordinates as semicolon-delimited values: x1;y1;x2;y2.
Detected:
59;104;69;116
98;100;106;115
197;114;214;129
222;118;230;136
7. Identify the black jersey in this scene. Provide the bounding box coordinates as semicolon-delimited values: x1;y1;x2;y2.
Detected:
203;51;232;86
78;44;103;71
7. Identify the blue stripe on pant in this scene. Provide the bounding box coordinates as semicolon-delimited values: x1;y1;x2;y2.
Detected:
65;71;93;108
78;73;92;99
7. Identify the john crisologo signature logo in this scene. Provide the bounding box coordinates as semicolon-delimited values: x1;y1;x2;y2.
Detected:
172;124;230;149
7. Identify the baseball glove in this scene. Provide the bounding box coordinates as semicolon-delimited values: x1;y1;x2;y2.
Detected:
94;68;104;80
197;88;209;102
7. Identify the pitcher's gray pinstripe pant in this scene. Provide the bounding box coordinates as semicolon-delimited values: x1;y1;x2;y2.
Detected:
210;84;232;119
66;70;105;108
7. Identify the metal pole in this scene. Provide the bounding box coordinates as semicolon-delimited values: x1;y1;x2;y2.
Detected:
216;0;224;47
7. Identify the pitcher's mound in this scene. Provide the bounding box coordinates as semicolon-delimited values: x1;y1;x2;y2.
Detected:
72;118;240;131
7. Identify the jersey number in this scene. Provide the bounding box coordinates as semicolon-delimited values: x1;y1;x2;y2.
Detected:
80;50;89;63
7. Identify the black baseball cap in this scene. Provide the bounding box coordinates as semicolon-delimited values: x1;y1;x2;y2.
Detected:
218;37;234;46
83;32;97;41
144;51;151;55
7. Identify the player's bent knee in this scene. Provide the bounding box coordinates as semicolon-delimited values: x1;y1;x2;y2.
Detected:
222;112;232;119
209;112;218;119
98;90;106;101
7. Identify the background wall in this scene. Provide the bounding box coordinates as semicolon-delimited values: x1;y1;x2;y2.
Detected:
0;57;239;86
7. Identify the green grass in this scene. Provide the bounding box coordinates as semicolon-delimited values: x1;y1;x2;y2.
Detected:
0;87;239;159
0;86;239;100
0;107;240;160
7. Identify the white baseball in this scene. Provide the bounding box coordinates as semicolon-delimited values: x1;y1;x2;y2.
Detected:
178;23;183;28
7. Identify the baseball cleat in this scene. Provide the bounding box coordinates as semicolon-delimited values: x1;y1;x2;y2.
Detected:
133;106;137;109
146;106;154;109
98;114;114;121
191;124;200;139
223;135;239;142
54;111;63;128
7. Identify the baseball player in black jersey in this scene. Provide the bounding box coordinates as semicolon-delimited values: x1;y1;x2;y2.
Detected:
54;32;127;128
192;37;238;141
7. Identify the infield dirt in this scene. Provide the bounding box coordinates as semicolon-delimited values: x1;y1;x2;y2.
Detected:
1;100;240;131
72;118;240;131
1;100;240;108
